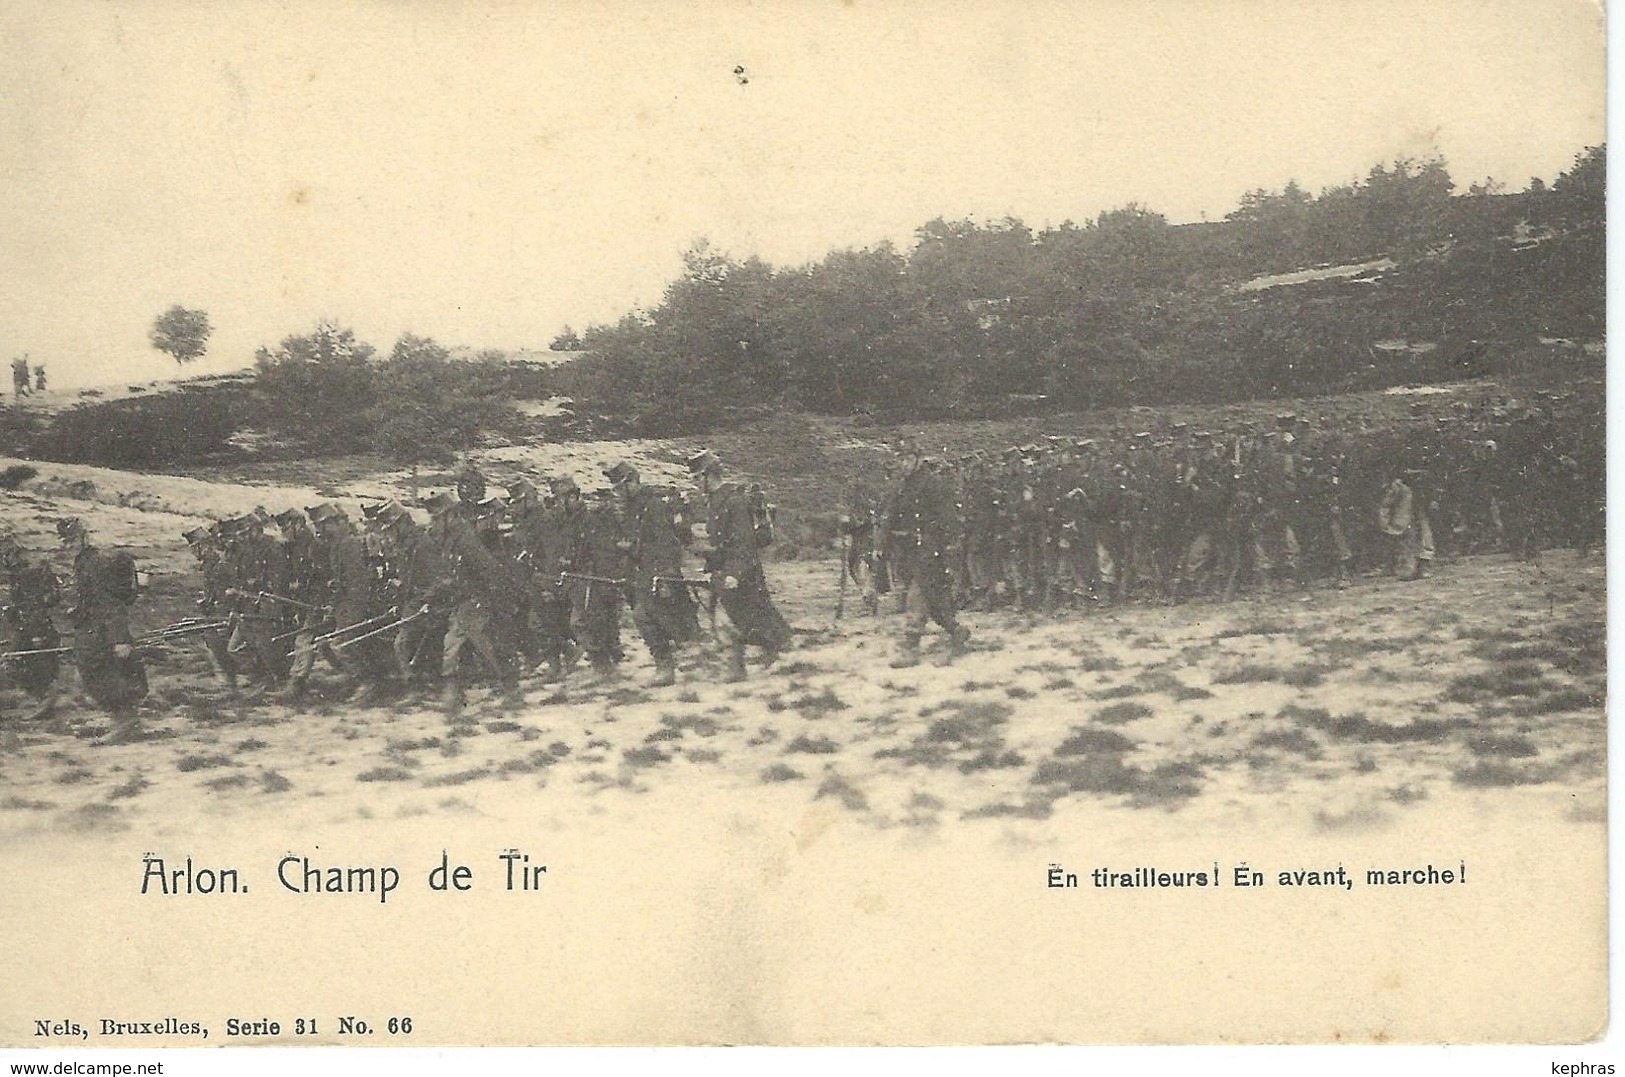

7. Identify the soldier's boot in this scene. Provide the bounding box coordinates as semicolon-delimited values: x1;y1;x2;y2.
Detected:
888;634;923;669
649;657;677;688
97;709;143;746
500;679;525;710
723;644;749;683
441;681;464;720
947;625;971;660
274;676;308;704
24;690;57;726
536;654;565;684
350;681;387;707
561;639;584;675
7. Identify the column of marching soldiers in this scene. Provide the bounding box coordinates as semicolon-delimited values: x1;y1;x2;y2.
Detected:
843;398;1600;664
0;394;1602;743
0;449;792;743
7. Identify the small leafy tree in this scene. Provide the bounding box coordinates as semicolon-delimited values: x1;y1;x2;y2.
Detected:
368;334;514;499
252;320;378;451
150;305;212;366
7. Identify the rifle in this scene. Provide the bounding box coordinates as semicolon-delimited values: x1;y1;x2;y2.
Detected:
136;619;232;646
225;588;327;613
1;644;72;660
559;571;627;608
312;610;398;646
331;607;429;652
835;528;850;621
650;574;710;597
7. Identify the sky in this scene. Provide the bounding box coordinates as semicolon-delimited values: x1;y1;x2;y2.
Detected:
0;0;1605;389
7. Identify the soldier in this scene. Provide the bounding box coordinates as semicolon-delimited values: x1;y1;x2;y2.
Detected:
1;536;62;724
373;500;446;689
273;507;331;702
11;355;29;398
182;524;240;695
309;503;399;704
57;518;147;742
886;452;971;668
421;491;521;716
570;488;632;681
689;449;792;681
32;365;45;393
610;462;700;687
221;512;291;693
514;476;587;684
1378;468;1433;580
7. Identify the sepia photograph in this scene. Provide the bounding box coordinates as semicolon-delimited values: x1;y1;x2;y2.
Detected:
0;0;1608;1054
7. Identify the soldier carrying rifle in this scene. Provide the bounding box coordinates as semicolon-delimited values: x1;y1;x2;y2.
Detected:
608;462;699;687
1;535;63;725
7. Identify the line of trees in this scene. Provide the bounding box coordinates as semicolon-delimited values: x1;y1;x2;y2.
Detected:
574;147;1603;432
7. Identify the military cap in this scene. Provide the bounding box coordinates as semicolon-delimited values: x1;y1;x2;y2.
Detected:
423;491;459;514
1171;421;1188;433
54;516;84;539
273;507;306;528
548;474;580;495
182;525;211;544
1043;434;1062;444
1018;443;1039;455
1133;431;1152;442
455;468;487;503
307;502;344;524
605;462;639;486
372;500;410;526
252;506;275;527
228;513;263;533
686;448;721;475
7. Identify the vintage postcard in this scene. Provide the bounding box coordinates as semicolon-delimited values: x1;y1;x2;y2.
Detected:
0;0;1607;1055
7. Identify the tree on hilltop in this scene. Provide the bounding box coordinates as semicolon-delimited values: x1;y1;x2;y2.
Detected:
149;305;212;366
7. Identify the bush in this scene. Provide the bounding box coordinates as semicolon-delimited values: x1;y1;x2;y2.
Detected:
32;388;241;466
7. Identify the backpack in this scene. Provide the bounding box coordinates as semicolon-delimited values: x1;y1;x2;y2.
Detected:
749;488;775;547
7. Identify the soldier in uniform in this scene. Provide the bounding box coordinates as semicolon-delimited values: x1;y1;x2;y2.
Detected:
57;518;147;742
513;476;586;685
222;512;292;693
421;491;521;716
182;524;240;695
610;462;699;686
570;488;632;680
1378;468;1433;580
886;451;971;667
309;503;398;704
273;507;331;702
1;536;62;723
689;449;792;681
373;500;447;690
